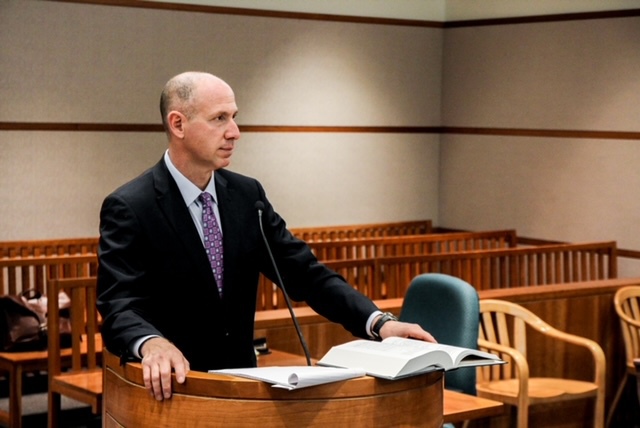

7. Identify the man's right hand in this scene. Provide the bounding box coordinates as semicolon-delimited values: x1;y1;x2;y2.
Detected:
140;337;190;401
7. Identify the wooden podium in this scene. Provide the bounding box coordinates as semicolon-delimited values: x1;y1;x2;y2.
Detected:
103;350;445;427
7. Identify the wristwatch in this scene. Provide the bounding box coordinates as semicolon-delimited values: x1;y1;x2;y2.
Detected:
372;312;398;340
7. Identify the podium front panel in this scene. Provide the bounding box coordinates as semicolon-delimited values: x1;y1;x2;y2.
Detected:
103;351;444;427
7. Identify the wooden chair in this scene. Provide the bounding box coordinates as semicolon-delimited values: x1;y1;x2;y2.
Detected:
476;299;605;428
607;285;640;427
636;358;640;407
47;277;102;428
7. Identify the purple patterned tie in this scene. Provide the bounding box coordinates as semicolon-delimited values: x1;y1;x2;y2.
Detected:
199;192;224;297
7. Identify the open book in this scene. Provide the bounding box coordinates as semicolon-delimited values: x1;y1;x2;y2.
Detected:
209;366;366;390
317;337;504;380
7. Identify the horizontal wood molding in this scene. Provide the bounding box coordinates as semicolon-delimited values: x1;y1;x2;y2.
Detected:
2;123;639;140
0;122;440;134
440;126;640;141
445;9;640;28
54;0;443;28
54;1;640;27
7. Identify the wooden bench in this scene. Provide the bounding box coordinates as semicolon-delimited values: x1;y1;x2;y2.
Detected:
0;220;434;260
256;241;617;309
307;229;517;261
0;254;98;296
0;238;98;259
373;240;617;295
290;219;432;242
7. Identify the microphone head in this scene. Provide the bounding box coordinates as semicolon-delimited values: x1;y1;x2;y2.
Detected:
254;201;265;211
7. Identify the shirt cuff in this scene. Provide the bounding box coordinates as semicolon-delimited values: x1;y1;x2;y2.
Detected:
131;335;161;359
366;310;383;339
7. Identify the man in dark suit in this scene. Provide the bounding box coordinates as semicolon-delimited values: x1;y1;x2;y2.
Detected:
97;71;435;401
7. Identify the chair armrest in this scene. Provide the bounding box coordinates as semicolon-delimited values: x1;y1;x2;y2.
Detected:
520;321;606;386
477;337;530;398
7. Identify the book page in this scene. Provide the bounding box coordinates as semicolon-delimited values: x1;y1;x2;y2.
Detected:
209;366;366;390
318;337;504;379
318;338;451;378
382;337;501;366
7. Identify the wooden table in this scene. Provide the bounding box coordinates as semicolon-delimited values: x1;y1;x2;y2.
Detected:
258;349;504;424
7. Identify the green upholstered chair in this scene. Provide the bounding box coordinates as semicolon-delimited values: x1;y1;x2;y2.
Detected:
399;273;480;395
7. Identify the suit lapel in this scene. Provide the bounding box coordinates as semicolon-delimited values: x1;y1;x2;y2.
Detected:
152;160;217;291
215;172;242;299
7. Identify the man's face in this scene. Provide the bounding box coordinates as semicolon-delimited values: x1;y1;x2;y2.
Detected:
182;78;240;171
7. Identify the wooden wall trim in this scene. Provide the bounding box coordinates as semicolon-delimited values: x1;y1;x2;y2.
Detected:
0;122;441;134
2;123;639;140
445;9;640;28
53;0;443;28
54;0;640;28
441;126;640;141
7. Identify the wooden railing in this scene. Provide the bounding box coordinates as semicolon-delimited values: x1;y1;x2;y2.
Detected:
0;255;98;295
257;241;618;310
290;220;432;242
0;220;433;258
0;237;98;259
374;240;617;294
307;229;517;261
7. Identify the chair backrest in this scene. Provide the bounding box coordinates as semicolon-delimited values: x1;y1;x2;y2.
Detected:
614;286;640;369
477;299;543;384
399;273;479;395
47;277;100;375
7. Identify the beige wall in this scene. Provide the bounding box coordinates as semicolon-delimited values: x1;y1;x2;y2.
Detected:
2;1;640;280
0;1;441;240
440;16;640;275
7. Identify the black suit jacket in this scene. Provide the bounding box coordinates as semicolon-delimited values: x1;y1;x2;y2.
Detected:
97;158;378;371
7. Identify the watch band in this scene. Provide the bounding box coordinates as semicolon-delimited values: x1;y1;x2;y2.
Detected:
372;312;398;340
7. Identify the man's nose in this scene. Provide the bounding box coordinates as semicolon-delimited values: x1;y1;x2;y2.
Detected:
227;119;241;140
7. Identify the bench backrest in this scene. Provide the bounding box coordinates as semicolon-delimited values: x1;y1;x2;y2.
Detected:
308;229;517;261
290;220;432;242
0;238;98;258
256;241;617;310
0;255;98;295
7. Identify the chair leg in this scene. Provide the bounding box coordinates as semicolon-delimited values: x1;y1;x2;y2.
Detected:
9;365;23;428
594;388;605;428
605;374;629;428
516;404;528;428
47;390;61;428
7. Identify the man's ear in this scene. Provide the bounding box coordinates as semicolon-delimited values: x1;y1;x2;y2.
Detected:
167;111;186;138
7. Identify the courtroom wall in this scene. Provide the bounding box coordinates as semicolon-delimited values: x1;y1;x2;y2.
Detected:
0;1;441;240
439;16;640;275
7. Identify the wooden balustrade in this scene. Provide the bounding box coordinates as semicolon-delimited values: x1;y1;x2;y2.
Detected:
289;220;432;242
307;229;517;261
0;255;98;295
257;241;617;310
0;238;98;259
374;240;617;294
0;220;433;260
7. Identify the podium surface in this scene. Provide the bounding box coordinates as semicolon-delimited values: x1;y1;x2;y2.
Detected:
103;350;444;427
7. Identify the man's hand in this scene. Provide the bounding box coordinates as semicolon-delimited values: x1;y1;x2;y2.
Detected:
140;337;190;401
380;320;437;343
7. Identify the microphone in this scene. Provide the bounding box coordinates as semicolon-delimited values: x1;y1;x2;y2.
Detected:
255;201;312;366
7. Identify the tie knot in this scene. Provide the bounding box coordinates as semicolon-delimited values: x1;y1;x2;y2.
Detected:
199;192;213;207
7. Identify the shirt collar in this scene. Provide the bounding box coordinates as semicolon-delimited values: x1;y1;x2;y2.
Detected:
164;150;219;207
